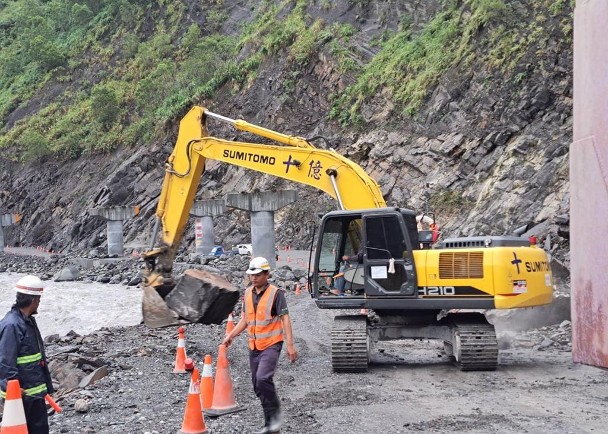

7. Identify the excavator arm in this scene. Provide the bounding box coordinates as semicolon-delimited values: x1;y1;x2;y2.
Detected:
142;106;385;293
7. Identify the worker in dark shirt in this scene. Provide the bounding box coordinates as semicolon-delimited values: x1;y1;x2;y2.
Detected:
222;257;297;434
0;275;54;434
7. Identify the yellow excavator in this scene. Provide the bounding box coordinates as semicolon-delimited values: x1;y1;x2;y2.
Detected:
142;106;554;371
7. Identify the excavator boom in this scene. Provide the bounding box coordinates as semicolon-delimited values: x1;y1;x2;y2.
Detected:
156;107;384;251
142;106;385;326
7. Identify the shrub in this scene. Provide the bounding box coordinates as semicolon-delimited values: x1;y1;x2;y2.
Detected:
90;85;120;129
71;3;94;27
20;130;51;162
429;189;472;215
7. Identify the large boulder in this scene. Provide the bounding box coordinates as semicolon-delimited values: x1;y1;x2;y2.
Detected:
53;265;80;282
165;269;240;324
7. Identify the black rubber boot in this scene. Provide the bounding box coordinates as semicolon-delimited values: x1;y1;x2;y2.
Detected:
268;408;283;433
252;407;272;434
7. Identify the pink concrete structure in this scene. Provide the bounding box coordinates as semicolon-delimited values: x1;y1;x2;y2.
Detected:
571;0;608;368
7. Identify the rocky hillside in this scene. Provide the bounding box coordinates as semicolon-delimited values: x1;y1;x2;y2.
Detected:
0;0;572;269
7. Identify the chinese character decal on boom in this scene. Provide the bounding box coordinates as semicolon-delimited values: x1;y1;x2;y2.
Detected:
308;160;323;180
283;155;300;173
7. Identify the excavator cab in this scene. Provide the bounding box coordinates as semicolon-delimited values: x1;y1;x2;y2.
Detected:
312;208;420;306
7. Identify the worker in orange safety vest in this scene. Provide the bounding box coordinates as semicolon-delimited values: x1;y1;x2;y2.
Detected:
222;257;297;434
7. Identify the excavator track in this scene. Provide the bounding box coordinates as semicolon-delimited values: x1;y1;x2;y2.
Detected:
331;315;369;373
449;323;498;371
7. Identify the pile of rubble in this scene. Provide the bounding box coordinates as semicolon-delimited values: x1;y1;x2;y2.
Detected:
0;252;68;276
498;319;572;352
526;320;572;352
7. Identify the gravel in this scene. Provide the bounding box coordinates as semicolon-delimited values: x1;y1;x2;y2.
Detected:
36;295;607;434
2;252;606;433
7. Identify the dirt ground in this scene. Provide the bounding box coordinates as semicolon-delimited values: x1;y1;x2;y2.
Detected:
38;289;606;434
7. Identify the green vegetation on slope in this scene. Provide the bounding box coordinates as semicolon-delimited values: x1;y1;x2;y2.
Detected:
0;0;244;159
0;0;572;160
0;0;333;161
330;0;573;125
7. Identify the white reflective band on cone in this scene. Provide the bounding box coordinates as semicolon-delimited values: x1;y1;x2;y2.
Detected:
202;364;213;377
189;380;201;394
2;397;27;427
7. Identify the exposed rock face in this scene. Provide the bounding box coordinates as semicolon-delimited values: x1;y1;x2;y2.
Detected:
0;0;572;277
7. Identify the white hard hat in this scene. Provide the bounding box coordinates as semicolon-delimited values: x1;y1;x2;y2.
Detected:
14;275;44;296
246;257;271;275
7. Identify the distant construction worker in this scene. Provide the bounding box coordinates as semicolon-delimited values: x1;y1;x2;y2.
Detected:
222;256;298;434
0;275;54;434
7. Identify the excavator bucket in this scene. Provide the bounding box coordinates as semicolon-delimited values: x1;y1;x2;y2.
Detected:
142;269;240;328
142;286;180;328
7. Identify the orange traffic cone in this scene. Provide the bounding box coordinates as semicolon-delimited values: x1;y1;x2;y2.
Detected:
200;355;214;410
204;344;245;417
0;379;28;434
178;359;208;434
174;326;187;373
295;283;301;296
225;313;235;335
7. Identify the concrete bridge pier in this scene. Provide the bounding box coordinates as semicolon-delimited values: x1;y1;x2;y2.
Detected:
191;199;226;255
226;190;297;269
0;214;22;253
90;206;139;257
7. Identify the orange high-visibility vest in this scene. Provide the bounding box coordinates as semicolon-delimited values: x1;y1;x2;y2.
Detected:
429;222;440;243
245;285;284;351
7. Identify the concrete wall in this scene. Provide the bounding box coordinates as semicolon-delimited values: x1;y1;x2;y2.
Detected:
571;0;608;368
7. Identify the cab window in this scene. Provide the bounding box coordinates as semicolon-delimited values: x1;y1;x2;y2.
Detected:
365;215;405;259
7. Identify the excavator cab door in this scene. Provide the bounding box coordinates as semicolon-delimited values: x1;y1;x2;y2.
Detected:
362;211;418;297
314;216;359;295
